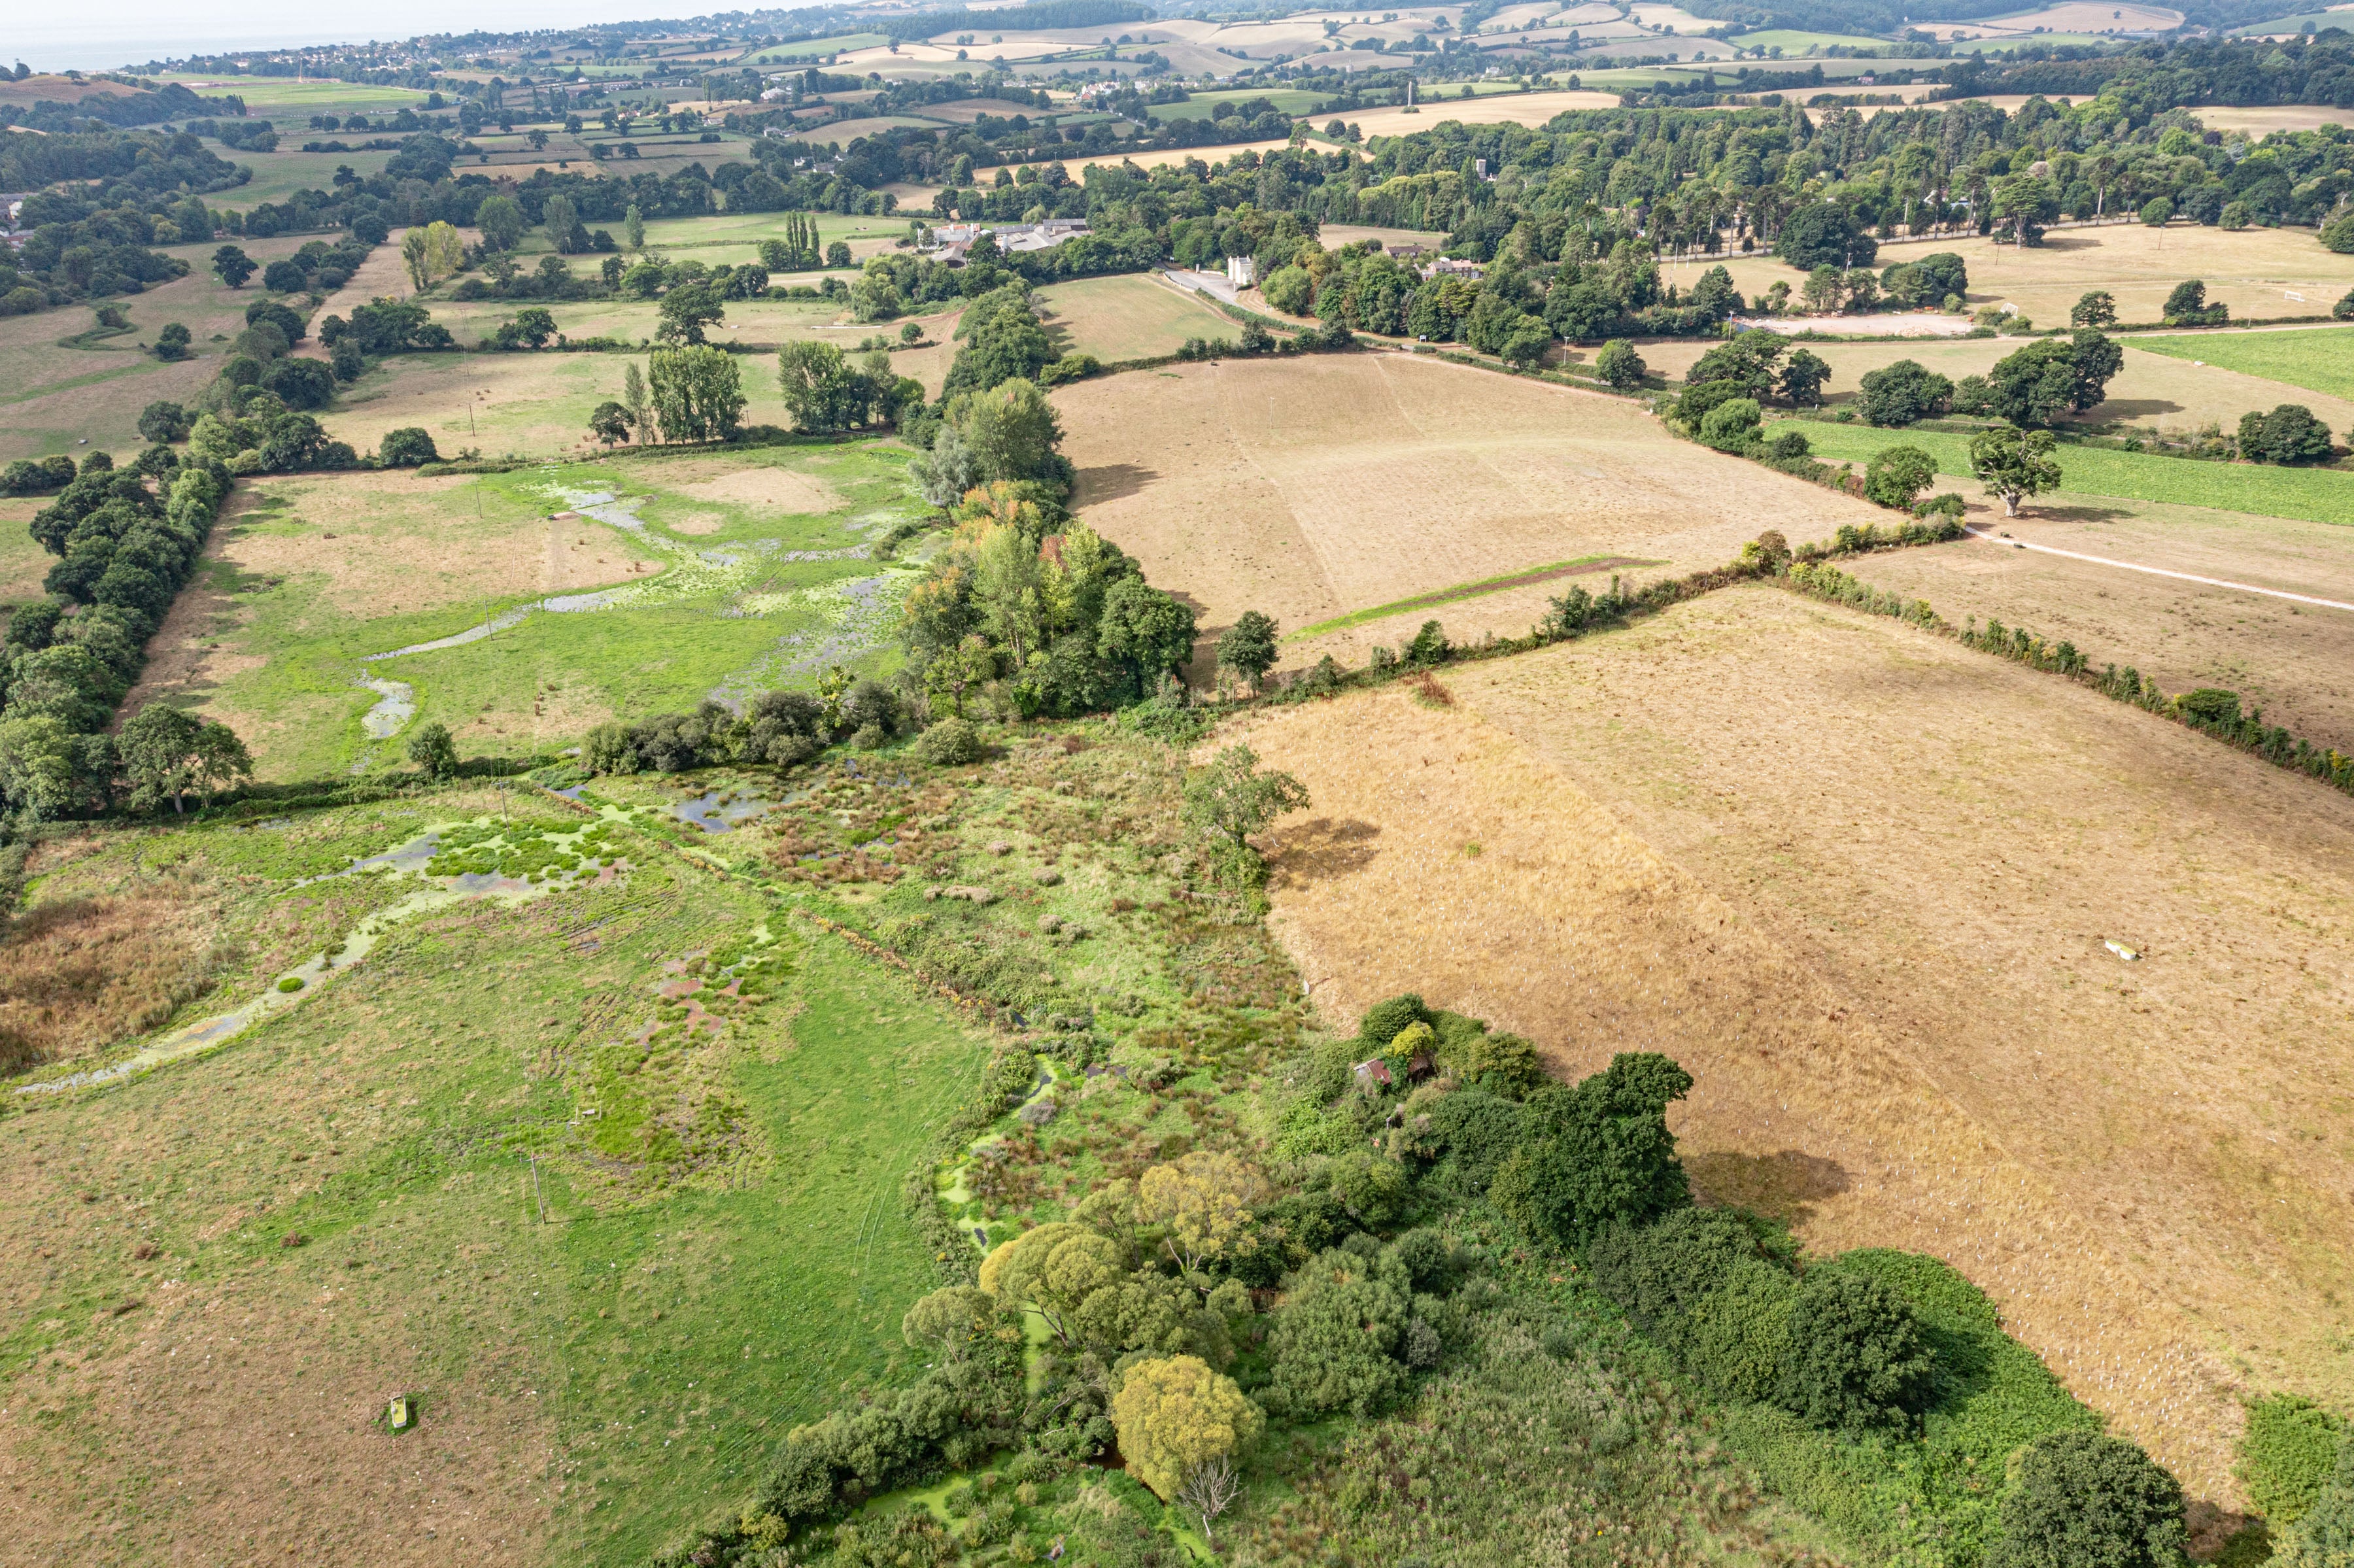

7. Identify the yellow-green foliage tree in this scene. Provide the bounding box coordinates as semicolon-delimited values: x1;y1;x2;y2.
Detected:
1137;1151;1265;1275
979;1216;1235;1365
1110;1355;1263;1501
978;1222;1123;1348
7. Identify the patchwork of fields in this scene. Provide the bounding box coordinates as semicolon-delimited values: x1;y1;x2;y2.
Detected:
0;232;330;462
7;61;2354;1564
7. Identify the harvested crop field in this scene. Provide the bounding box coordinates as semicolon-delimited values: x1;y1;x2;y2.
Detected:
1335;88;1624;139
1713;223;2354;332
1233;583;2354;1507
1831;503;2354;751
1056;352;1890;664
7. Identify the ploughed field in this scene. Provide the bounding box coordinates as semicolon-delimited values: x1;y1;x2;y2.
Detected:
1232;583;2354;1505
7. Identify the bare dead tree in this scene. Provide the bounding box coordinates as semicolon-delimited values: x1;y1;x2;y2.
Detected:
1176;1453;1242;1543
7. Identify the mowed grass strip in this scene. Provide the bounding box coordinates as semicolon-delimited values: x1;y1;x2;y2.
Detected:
1286;554;1660;639
1784;418;2354;527
2128;327;2354;405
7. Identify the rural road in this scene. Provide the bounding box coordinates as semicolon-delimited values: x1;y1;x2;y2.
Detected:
1161;266;1241;305
1963;524;2354;613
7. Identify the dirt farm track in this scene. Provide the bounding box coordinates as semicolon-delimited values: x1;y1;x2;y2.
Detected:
1235;585;2354;1508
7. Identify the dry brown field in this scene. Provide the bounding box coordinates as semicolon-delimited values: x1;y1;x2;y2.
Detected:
913;97;1063;124
1340;89;1624;141
224;472;660;617
1004;139;1299;181
1638;332;2354;433
1318;223;1453;252
1034;274;1234;361
1234;582;2354;1507
2188;105;2354;135
1828;500;2354;750
1055;352;1887;660
1936;0;2183;35
298;309;956;466
0;75;145;107
1714;223;2354;330
0;501;56;606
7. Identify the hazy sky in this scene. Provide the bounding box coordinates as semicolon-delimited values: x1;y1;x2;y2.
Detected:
15;0;828;73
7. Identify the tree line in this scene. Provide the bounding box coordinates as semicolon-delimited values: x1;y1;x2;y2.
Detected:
0;445;251;822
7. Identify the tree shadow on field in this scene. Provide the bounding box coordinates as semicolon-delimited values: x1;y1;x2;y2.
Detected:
1264;817;1382;888
2029;502;2136;524
1686;1148;1851;1229
1071;462;1159;507
2087;398;2183;420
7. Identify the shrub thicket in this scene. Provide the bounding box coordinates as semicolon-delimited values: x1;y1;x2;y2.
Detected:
1774;1268;1936;1432
1984;1431;2189;1568
2243;1395;2348;1529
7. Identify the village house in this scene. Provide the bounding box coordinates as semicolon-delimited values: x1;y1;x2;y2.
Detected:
925;218;1093;264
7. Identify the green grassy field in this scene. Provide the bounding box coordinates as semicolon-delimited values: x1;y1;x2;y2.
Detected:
0;502;56;604
1150;88;1332;122
1785;418;2354;528
0;793;990;1566
631;211;910;265
154;74;437;122
2228;9;2354;31
749;32;891;60
1720;28;1902;51
2130;326;2354;406
145;443;930;782
201;145;398;208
